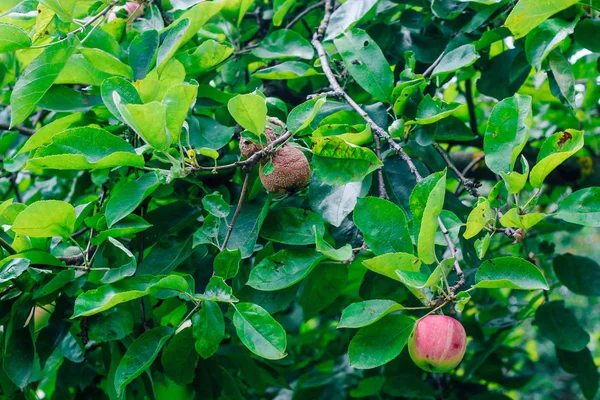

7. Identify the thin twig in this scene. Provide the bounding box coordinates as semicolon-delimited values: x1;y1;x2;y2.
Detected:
0;123;34;136
9;174;22;203
434;143;480;197
454;153;485;196
285;0;325;30
154;0;172;26
313;0;466;295
423;51;445;78
438;217;465;296
221;173;250;251
373;135;388;199
29;0;119;49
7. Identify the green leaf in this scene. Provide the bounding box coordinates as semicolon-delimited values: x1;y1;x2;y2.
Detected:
464;198;494;239
574;18;600;52
88;308;133;342
553;254;600;296
475;256;549;290
189;116;236;150
38;0;75;22
525;18;576;70
227;93;267;135
202;193;230;218
247;249;324;291
324;0;378;41
12;200;75;238
72;275;190;317
414;95;461;125
339;300;405;329
254;61;320;79
431;44;480;77
80;48;133;79
118;99;171;151
500;156;529;194
287;96;326;133
163;81;198;143
176;39;234;75
161;327;199;386
556;348;599;400
114;326;173;395
260;207;325;245
312;137;383;186
18;112;84;154
129;30;159;81
192;300;224;358
272;0;295;26
101;76;143;122
348;314;414;369
548;49;576;109
214;248;242;279
314;226;352;262
157;18;190;73
299;262;348;317
334;28;393;102
556;187;600;227
252;29;313;59
484;94;531;175
0;258;30;284
92;214;152;244
233;302;287;360
171;0;226;45
534;301;589;352
504;0;578;38
409;170;447;264
362;252;421;282
0;23;31;53
220;200;269;258
4;327;35;388
106;173;160;228
499;208;545;230
27;127;145;170
392;79;424;116
10;36;77;127
354;197;413;255
137;238;193;275
530;129;584;188
197;276;238;303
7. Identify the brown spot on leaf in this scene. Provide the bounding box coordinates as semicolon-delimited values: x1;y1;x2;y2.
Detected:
557;131;573;148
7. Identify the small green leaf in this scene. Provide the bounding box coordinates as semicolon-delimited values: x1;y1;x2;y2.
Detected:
247;249;324;291
409;170;447;264
118;99;171;151
197;276;238;303
431;44;480;77
548;49;576;109
475;256;549;290
129;30;159;81
214;248;242;279
484;94;531;175
261;161;275;175
312;137;383;186
525;18;576;70
348;314;414;369
414;95;461;125
504;0;578;38
233;302;287;360
227;93;267;135
556;188;600;227
0;258;30;283
530;129;584;188
114;326;173;395
12;200;76;238
202;193;230;218
474;233;491;260
553;254;600;297
334;28;394;102
354;197;413;255
362;252;421;282
287;96;326;133
192;300;224;359
106;173;161;228
252;29;314;60
463;197;494;239
80;48;133;79
499;208;545;230
163;81;199;143
500;156;529;194
339;300;404;329
314;226;352;262
0;23;31;53
254;61;320;79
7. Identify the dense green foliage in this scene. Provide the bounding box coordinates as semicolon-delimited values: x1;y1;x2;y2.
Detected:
1;0;600;398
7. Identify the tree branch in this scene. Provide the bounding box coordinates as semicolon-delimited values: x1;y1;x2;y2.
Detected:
313;0;465;295
285;0;325;30
0;123;34;136
439;216;465;295
221;173;250;251
434;143;481;197
423;51;445;78
373;135;388;199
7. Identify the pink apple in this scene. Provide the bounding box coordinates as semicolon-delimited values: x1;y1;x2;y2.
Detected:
408;315;467;373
